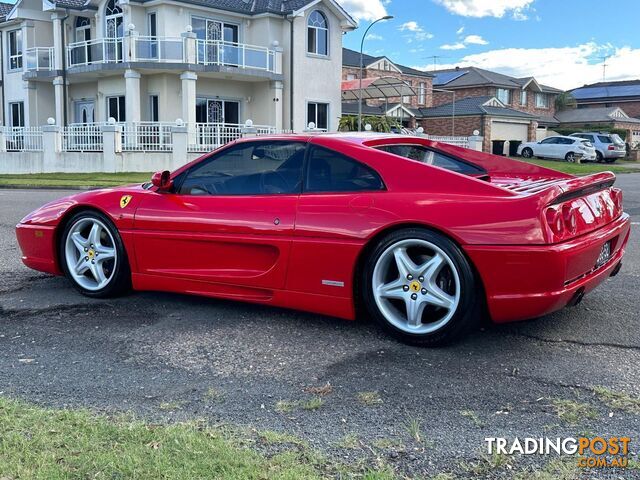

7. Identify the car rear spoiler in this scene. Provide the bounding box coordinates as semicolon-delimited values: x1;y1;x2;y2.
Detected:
539;172;616;205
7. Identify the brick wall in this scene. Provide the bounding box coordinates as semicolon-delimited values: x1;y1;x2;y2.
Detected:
342;66;433;108
419;115;484;138
432;87;490;107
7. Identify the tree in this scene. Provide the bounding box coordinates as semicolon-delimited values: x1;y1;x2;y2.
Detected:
555;92;577;111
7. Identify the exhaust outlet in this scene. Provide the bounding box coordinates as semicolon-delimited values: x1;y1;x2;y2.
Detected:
568;287;585;307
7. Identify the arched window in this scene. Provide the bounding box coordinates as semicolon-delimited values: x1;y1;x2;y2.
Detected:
105;0;122;17
75;17;91;42
105;0;123;38
307;10;328;56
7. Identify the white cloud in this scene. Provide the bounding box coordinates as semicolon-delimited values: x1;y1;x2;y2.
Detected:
366;33;384;41
413;43;640;90
400;21;421;32
340;0;388;22
440;42;466;50
463;34;488;45
456;26;465;34
433;0;535;19
399;21;434;42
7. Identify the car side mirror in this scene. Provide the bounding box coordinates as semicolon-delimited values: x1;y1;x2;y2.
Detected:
151;170;173;192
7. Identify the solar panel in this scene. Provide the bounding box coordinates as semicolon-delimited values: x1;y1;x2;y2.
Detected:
573;84;640;99
433;70;467;86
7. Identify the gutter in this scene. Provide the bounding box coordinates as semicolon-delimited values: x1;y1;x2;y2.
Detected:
0;34;5;125
285;15;294;131
60;11;69;126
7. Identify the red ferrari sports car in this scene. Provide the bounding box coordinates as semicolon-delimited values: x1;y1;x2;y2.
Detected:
16;133;630;345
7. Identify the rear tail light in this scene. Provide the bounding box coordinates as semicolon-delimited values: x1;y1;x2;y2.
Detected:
562;204;578;235
545;207;565;237
611;188;624;212
608;145;615;150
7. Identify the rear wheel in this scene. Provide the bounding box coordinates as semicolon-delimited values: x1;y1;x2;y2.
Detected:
361;228;480;346
521;147;533;158
605;158;617;164
59;210;131;298
565;152;576;162
596;151;604;163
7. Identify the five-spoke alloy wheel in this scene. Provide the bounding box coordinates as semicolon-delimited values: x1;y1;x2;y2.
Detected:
362;228;480;346
60;211;130;297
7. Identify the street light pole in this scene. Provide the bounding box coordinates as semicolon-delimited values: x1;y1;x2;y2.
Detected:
358;15;393;132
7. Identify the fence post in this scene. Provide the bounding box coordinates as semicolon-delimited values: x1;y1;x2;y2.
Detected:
42;122;61;172
241;119;258;139
468;132;484;152
171;123;189;170
182;27;197;63
0;128;6;153
273;44;283;74
102;123;119;172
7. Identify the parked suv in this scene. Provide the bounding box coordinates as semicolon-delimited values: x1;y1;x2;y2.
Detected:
570;132;626;163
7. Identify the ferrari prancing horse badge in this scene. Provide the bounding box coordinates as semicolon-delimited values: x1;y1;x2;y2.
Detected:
120;195;133;209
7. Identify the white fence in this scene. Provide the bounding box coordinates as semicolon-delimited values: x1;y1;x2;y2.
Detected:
63;124;104;152
424;134;469;149
67;38;123;67
132;36;184;63
188;123;279;152
196;40;277;72
3;127;44;152
121;123;174;152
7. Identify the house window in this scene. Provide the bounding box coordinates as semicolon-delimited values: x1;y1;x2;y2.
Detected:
149;95;159;122
496;88;510;104
419;82;426;105
520;90;527;106
148;12;157;36
107;95;126;122
535;93;548;108
75;17;91;42
346;73;356;81
7;29;23;71
9;101;24;127
307;10;328;56
307;102;328;130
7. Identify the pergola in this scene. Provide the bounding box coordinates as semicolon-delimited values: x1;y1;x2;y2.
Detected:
341;77;417;101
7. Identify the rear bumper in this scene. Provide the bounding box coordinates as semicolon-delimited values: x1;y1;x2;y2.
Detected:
465;214;631;323
603;150;626;158
15;223;61;275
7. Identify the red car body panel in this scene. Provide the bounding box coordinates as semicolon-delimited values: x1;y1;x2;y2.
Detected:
15;133;631;324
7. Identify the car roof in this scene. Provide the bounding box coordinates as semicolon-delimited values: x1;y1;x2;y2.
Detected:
571;132;612;136
237;132;416;146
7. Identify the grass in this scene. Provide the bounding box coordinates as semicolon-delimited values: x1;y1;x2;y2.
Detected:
300;398;324;411
460;452;513;476
0;397;332;479
460;410;484;427
404;417;422;443
513;157;638;174
357;391;383;406
0;172;152;188
592;386;640;414
551;399;598;425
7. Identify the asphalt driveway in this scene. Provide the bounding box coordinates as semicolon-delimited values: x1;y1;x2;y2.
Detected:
1;175;639;479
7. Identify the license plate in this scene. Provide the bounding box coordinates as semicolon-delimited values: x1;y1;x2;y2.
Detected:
595;241;611;268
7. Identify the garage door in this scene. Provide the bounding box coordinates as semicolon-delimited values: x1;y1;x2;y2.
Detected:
491;121;528;142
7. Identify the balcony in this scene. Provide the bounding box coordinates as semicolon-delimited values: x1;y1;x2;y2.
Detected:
195;40;277;73
67;38;123;68
63;35;280;75
25;47;55;71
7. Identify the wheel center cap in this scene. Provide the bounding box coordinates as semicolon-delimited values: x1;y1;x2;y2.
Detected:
87;250;95;259
409;280;421;292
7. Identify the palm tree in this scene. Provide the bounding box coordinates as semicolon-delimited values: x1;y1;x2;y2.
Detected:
555;92;577;111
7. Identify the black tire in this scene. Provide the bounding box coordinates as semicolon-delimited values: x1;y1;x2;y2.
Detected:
521;147;533;158
605;158;617;164
596;151;604;163
58;210;131;298
565;152;576;162
361;228;481;347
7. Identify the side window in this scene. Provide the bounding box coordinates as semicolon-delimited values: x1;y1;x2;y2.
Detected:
597;135;613;144
375;144;486;175
178;141;306;195
558;138;574;145
540;137;558;144
305;146;384;193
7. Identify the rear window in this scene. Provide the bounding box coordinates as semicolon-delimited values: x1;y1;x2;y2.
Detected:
375;144;486;175
580;140;593;147
611;134;625;145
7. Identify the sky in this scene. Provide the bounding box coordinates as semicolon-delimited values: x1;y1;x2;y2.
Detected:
341;0;640;90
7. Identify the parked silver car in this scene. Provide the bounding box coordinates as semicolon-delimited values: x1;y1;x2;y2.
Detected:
517;135;596;162
570;132;626;163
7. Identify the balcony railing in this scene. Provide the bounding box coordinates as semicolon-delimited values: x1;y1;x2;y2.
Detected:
67;38;123;68
25;47;55;71
132;36;184;63
196;40;276;72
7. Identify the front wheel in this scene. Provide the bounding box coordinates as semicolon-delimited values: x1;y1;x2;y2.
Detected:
521;147;533;158
565;152;576;163
361;228;480;346
59;210;131;298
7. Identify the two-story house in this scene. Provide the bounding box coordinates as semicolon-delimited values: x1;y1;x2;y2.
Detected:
418;66;562;151
571;80;640;118
0;0;356;136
